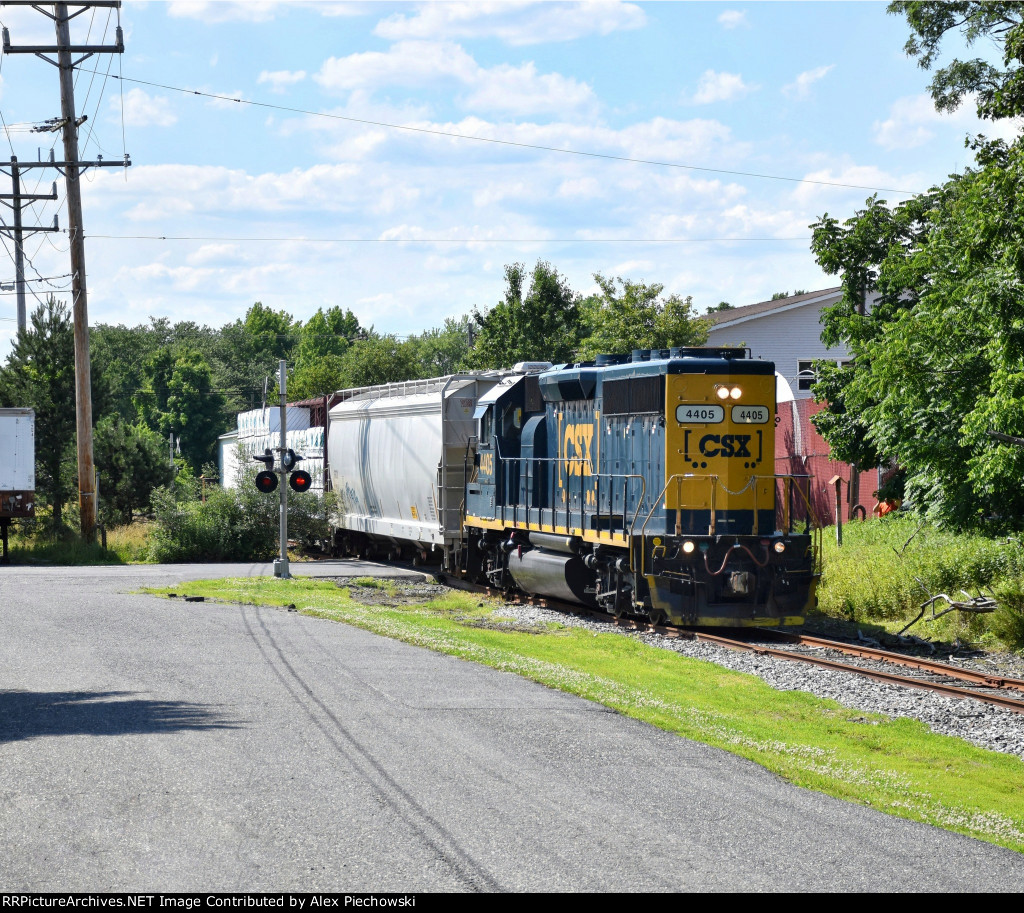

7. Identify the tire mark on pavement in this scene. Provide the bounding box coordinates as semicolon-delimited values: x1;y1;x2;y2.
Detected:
239;603;504;893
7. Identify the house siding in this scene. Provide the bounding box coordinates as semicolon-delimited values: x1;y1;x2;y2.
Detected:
706;295;847;399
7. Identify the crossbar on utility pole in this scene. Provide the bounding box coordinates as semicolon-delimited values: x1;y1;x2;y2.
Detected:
2;1;128;541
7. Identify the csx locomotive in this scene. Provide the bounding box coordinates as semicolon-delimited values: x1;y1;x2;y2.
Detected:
327;348;819;627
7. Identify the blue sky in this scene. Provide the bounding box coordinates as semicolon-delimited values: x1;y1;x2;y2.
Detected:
0;0;1017;354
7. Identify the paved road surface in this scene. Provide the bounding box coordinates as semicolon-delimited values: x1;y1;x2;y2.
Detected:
1;561;1022;891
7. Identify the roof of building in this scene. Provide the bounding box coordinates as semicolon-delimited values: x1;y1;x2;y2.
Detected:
706;286;842;330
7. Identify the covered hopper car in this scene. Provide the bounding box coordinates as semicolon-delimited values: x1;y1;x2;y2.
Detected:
328;349;819;627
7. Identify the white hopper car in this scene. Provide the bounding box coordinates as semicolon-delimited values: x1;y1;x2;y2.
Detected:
326;367;547;565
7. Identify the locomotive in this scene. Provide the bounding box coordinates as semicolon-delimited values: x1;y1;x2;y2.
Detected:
327;348;819;627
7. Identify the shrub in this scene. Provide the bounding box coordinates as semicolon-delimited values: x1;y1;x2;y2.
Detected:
818;515;1024;649
148;476;336;563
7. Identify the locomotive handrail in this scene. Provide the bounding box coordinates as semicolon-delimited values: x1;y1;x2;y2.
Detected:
636;472;821;578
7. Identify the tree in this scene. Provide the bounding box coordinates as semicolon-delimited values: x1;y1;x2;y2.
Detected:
406;317;473;377
136;348;227;472
289;306;363;398
94;415;174;525
0;298;79;526
706;301;734;313
216;302;300;409
470;261;581;369
809;4;1024;528
577;274;709;359
338;335;419;388
891;1;1024;120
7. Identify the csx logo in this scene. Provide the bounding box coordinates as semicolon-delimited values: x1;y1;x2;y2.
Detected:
563;423;594;476
699;433;752;458
479;452;494;475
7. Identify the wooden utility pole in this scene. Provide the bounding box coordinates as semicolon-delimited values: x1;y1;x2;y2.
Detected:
2;1;127;539
0;157;59;332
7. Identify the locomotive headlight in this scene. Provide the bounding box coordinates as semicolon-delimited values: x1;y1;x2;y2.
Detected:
681;540;696;554
730;386;742;399
716;386;730;400
774;540;787;554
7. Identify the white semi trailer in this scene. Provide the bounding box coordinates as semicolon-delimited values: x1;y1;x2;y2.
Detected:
0;407;35;560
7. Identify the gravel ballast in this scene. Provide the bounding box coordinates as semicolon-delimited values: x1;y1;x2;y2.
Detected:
486;600;1024;761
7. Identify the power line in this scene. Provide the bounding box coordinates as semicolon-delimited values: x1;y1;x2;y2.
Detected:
75;68;923;196
84;233;813;243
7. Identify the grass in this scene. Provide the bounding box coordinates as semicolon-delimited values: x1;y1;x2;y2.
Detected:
144;575;1024;854
817;515;1024;650
3;517;159;565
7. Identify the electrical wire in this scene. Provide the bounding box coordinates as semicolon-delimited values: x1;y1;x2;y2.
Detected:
74;68;924;196
83;233;812;243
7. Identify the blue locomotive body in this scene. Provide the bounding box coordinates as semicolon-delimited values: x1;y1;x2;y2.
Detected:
463;348;819;626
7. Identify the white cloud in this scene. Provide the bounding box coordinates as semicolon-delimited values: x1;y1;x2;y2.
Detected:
116;88;177;127
167;1;283;23
717;10;748;29
258;69;307;93
374;1;645;46
873;93;1024;150
688;70;756;105
782;65;834;100
315;41;596;116
790;163;920;205
168;1;368;21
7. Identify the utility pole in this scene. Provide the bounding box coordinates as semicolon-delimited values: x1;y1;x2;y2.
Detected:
0;158;58;332
275;360;290;579
2;1;128;540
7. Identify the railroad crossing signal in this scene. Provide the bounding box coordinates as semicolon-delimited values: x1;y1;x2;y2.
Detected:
252;448;309;493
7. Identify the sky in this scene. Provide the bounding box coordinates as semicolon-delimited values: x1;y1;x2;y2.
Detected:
0;0;1018;356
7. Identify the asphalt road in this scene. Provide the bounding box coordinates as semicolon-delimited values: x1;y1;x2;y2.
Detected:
1;560;1023;892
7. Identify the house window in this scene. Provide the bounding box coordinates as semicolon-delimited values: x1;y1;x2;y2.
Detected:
797;360;818;391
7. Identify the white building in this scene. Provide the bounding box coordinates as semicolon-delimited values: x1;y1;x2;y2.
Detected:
218;405;326;493
706;287;854;398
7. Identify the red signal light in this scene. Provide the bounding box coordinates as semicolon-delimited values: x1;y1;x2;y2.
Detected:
289;470;312;493
255;470;279;493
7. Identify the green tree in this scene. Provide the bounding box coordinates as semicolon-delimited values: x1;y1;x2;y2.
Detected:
92;318;221;421
706;301;734;313
406;317;473;377
0;298;80;526
289;306;363;398
136;348;227;472
470;261;581;369
891;1;1024;120
577;274;709;359
94;415;174;524
809;4;1024;527
216;302;300;409
337;335;419;388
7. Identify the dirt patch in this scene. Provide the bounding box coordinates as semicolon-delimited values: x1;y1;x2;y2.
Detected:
327;578;451;607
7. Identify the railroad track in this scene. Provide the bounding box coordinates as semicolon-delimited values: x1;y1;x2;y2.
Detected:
438;573;1024;715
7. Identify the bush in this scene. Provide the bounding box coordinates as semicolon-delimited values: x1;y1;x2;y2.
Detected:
148;477;336;563
818;515;1024;649
149;485;277;563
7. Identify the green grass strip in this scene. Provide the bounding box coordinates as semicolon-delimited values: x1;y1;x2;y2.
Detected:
144;576;1024;853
